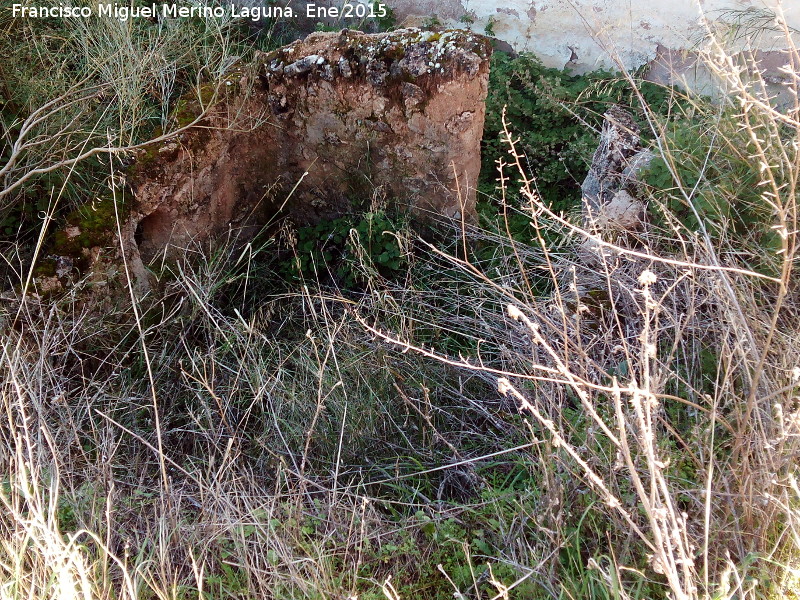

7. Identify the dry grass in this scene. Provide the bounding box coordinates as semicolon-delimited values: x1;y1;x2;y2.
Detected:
2;8;800;600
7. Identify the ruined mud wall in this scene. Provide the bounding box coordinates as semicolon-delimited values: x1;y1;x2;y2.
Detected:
126;28;491;276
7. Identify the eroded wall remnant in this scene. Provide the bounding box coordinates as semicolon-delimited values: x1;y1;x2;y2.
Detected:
125;28;490;279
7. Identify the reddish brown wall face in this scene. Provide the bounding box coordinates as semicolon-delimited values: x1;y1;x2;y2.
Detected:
126;28;491;272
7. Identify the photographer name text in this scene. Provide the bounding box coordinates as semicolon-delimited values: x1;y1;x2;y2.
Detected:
10;2;389;22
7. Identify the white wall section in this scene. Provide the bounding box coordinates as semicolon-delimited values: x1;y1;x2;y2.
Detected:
389;0;799;72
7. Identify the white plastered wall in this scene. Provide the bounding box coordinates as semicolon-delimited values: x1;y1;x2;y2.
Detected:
389;0;799;72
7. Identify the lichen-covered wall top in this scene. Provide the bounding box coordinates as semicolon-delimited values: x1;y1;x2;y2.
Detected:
390;0;799;71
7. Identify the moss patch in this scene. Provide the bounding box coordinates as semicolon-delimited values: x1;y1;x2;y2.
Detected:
32;258;57;278
42;193;128;274
128;70;246;179
172;82;217;128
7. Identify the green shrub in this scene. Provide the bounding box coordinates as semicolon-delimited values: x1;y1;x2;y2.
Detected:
641;106;786;273
481;52;674;212
284;211;408;287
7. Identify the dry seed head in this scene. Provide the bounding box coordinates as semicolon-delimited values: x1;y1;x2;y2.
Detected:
638;270;657;286
507;304;523;321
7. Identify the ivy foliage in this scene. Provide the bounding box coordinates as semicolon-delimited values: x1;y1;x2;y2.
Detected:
284;211;408;288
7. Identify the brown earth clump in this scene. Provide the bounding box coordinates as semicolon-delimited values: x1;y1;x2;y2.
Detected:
124;28;491;282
